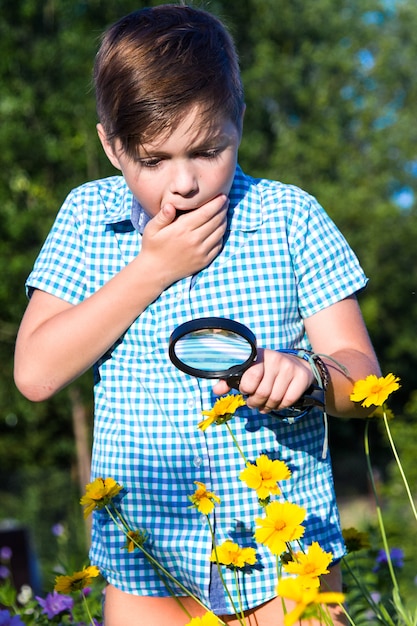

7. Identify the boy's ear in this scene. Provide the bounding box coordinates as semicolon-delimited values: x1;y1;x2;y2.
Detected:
96;123;122;171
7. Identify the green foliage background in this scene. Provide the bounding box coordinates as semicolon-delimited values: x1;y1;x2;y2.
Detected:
0;0;416;601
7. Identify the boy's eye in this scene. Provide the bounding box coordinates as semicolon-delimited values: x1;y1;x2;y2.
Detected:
197;149;221;159
139;157;162;168
136;147;222;167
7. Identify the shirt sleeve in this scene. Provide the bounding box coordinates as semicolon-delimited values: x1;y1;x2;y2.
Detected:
26;189;87;304
284;186;368;318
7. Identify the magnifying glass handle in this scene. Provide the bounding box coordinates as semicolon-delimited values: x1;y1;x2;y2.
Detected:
222;379;324;410
293;384;325;409
224;374;242;390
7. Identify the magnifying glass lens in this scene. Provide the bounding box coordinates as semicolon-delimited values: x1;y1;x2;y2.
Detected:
173;330;253;371
169;317;258;382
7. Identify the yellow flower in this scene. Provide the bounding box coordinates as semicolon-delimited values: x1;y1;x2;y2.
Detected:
350;373;400;408
54;565;100;594
80;477;123;519
277;576;345;626
185;612;222;626
198;394;246;431
124;529;148;553
239;454;291;500
189;481;221;515
210;540;257;569
342;527;371;553
282;542;333;588
254;501;306;555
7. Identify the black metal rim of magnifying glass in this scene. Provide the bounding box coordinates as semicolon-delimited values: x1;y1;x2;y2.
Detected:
168;317;258;379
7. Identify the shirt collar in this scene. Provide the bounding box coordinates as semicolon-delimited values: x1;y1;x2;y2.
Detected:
102;177;134;225
227;165;263;232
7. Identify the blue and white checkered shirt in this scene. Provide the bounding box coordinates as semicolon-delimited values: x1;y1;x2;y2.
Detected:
26;166;367;614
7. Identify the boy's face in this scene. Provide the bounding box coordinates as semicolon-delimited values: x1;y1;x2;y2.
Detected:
97;106;242;218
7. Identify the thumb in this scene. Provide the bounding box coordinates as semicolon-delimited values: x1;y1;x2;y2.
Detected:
152;203;177;228
212;379;233;396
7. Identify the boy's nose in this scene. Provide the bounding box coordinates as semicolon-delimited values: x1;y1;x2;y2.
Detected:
169;162;199;198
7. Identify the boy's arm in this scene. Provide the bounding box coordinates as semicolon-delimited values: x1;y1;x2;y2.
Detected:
14;197;228;402
213;295;380;418
305;295;381;417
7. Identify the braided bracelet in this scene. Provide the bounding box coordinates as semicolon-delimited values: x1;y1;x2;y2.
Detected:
278;349;329;391
278;348;330;459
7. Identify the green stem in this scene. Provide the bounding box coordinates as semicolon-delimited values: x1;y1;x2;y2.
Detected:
364;420;400;594
113;506;190;611
113;507;131;533
207;516;246;626
382;410;417;522
105;505;222;623
233;568;245;625
342;556;385;624
276;555;289;618
225;422;248;463
82;590;95;625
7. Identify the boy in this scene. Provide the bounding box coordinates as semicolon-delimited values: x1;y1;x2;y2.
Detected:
14;5;380;625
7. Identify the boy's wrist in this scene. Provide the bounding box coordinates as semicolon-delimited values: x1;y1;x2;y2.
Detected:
277;349;329;391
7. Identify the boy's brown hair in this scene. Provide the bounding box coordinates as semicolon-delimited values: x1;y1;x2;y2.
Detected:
94;4;244;158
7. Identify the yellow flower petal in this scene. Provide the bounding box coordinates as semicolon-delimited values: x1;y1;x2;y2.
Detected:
198;394;245;430
283;542;332;586
198;415;216;431
255;501;306;555
350;373;400;407
80;477;123;518
124;529;148;552
54;565;100;594
240;454;291;499
277;577;345;626
318;592;346;604
189;481;220;515
211;540;257;568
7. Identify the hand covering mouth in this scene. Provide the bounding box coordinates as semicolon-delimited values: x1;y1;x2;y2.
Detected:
175;207;198;217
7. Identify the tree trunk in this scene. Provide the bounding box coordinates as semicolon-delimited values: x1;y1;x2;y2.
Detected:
68;385;92;543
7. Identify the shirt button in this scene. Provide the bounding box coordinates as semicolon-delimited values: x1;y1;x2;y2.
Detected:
193;456;203;467
176;291;183;300
188;398;195;408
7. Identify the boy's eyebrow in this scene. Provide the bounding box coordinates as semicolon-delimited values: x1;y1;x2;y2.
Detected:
138;130;232;157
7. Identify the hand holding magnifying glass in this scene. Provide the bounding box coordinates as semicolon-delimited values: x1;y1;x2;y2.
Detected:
168;317;325;420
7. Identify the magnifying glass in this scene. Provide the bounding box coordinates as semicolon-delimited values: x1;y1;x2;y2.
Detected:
169;317;257;390
168;317;324;418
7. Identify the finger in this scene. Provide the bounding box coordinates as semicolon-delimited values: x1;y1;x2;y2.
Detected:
212;379;232;395
239;350;311;412
148;203;177;231
179;195;229;230
238;365;263;397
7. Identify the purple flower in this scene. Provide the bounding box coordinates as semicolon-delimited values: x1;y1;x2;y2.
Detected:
51;523;65;537
0;566;10;580
0;610;25;626
373;547;404;571
0;547;12;562
36;590;74;619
